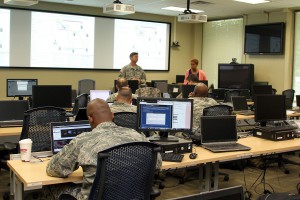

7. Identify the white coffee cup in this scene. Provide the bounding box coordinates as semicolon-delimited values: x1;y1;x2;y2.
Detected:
19;139;32;162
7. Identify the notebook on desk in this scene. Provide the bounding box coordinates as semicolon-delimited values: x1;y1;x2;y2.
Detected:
232;96;254;116
50;121;91;154
201;115;251;153
0;100;29;127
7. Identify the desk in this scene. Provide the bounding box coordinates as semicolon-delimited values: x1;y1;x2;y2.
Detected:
0;127;22;137
236;112;300;121
7;137;300;200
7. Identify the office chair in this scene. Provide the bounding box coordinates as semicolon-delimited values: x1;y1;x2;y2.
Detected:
282;89;295;109
20;107;66;152
78;79;95;95
72;93;89;116
88;142;161;200
135;87;161;98
113;112;137;130
272;88;277;95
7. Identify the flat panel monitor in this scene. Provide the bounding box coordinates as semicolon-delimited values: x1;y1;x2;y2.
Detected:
255;95;286;126
7;79;38;99
218;64;254;92
296;95;300;107
244;22;285;55
169;185;244;200
137;98;193;142
182;85;196;98
252;85;273;96
32;85;72;108
176;75;185;83
90;90;110;101
0;100;29;121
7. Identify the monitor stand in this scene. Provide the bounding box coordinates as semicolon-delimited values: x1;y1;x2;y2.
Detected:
148;131;179;142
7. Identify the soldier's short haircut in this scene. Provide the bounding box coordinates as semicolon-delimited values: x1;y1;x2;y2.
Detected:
117;78;128;88
129;52;138;58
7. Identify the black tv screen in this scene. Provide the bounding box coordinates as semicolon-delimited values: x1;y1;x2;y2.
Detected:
244;22;285;55
218;64;254;91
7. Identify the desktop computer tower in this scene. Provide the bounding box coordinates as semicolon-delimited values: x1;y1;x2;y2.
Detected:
153;138;193;154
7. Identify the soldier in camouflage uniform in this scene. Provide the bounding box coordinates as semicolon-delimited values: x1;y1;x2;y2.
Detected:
135;87;161;98
106;77;138;102
189;83;218;134
46;99;161;200
119;52;146;84
110;88;137;113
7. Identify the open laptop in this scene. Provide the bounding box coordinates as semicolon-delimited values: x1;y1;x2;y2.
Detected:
90;90;111;101
201;115;251;153
75;108;88;121
0;100;29;127
51;121;91;154
232;96;254;115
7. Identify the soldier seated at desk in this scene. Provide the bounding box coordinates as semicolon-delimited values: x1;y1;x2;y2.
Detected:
109;87;137;113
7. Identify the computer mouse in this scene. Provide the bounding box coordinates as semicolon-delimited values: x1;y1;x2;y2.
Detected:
189;153;197;159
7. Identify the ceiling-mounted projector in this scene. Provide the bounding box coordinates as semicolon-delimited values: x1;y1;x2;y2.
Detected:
178;14;207;23
4;0;38;6
103;0;135;15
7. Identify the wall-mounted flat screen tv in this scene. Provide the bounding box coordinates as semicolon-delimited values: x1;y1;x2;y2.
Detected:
244;22;285;55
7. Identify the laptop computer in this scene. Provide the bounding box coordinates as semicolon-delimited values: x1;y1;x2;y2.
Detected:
201;115;251;153
50;121;91;154
75;108;88;121
90;90;111;101
0;100;29;127
232;96;254;115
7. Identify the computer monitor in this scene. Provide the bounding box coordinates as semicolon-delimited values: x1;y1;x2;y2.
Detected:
90;90;111;101
151;80;168;87
32;85;72;108
7;79;38;100
137;98;193;142
182;85;196;98
255;95;286;126
0;100;29;121
176;75;185;83
296;95;300;107
169;185;244;200
252;85;273;96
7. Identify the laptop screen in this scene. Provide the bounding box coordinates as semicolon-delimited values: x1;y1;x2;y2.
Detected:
201;115;237;143
232;96;248;111
51;121;91;154
90;90;110;101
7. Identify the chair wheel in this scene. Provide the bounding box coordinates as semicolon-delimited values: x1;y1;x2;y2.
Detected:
224;175;229;181
284;169;290;174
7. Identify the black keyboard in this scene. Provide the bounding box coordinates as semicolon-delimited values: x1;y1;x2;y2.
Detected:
161;153;184;162
206;143;241;149
258;125;297;132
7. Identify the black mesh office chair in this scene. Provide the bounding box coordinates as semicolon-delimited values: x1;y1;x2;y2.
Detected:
88;142;161;200
20;107;66;152
203;105;233;116
113;112;137;130
78;79;95;95
72;93;89;116
282;89;295;109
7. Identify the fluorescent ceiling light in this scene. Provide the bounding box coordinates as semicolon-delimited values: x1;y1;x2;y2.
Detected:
162;6;204;13
234;0;270;4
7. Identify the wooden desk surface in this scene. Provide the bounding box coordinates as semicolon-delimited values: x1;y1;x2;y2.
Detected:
0;127;22;136
7;137;300;188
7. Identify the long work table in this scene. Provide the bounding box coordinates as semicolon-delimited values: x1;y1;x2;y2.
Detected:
7;136;300;200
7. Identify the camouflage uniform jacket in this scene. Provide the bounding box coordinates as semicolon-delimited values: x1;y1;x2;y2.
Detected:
110;102;137;113
190;97;218;134
106;92;138;102
46;122;161;200
135;87;161;97
119;64;146;84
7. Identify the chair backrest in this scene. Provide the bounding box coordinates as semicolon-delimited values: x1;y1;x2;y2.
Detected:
203;105;233;116
20;107;66;152
135;87;161;98
88;142;160;200
113;112;137;130
282;89;295;109
72;93;89;116
272;88;277;95
78;79;95;95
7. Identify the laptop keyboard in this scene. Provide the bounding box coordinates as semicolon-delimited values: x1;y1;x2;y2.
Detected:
258;125;297;132
205;143;242;149
161;153;184;162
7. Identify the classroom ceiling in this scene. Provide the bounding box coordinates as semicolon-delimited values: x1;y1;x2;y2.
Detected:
41;0;300;19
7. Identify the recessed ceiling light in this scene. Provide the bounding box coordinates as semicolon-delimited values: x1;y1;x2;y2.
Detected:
162;6;204;13
234;0;270;4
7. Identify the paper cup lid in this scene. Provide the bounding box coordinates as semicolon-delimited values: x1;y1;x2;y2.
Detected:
19;139;32;144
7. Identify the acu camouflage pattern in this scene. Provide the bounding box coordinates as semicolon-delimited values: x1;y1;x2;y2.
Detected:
106;92;138;102
109;102;137;113
135;87;161;97
119;64;146;84
46;122;161;200
190;97;218;134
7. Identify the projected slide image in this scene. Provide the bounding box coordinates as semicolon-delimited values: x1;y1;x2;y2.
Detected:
0;9;10;66
31;12;95;68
